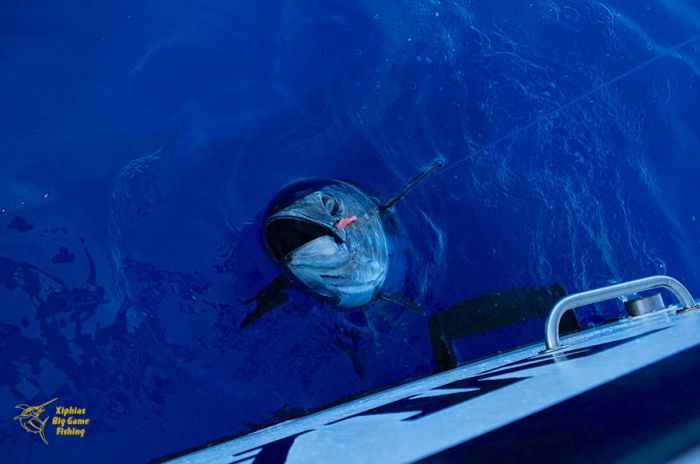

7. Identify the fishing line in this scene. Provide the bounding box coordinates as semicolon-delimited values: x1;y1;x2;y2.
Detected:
434;30;700;176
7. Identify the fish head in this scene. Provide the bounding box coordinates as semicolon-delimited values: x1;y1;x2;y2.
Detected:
264;186;347;263
263;179;388;307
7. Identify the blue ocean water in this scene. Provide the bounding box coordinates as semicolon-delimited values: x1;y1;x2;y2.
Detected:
2;1;700;462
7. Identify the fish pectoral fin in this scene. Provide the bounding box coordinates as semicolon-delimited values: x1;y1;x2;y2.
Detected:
240;275;293;329
239;293;289;329
379;157;444;212
242;275;292;304
378;292;425;315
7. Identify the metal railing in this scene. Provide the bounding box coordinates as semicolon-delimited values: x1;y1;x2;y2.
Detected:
544;275;698;351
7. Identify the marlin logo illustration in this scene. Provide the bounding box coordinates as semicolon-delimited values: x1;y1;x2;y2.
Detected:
14;397;57;445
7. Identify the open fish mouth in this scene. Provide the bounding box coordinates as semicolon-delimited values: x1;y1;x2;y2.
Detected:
265;215;343;261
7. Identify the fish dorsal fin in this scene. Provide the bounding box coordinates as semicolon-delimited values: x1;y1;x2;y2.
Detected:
379;158;444;212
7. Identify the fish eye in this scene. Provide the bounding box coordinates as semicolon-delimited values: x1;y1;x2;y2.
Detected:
322;194;340;216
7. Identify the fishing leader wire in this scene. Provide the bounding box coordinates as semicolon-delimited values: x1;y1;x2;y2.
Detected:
432;29;700;177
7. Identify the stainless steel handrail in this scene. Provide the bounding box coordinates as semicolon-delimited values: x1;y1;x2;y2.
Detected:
544;275;698;351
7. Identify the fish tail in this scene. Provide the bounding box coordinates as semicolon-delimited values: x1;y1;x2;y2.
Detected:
39;417;49;445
